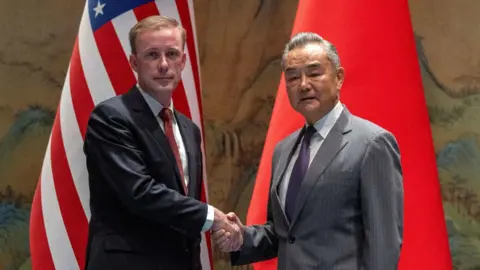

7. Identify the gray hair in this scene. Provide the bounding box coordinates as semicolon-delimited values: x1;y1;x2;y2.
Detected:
281;32;341;71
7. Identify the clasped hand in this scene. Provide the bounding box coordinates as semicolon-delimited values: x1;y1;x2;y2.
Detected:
211;208;244;252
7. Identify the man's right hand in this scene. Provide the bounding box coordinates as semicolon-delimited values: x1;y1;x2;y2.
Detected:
212;211;244;252
211;208;243;251
212;208;238;233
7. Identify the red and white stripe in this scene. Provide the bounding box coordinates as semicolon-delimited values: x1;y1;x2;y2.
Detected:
29;1;213;269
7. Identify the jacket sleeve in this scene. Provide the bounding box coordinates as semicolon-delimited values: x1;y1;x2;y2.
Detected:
360;130;404;270
230;143;281;265
84;103;208;237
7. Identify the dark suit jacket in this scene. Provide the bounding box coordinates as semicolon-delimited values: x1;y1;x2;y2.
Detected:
232;108;404;270
83;87;207;270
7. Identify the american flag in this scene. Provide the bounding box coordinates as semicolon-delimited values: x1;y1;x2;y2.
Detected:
29;0;213;269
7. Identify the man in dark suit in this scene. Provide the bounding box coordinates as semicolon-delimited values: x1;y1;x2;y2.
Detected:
83;15;240;270
213;32;404;269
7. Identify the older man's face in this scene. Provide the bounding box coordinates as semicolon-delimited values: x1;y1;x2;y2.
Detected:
284;43;344;124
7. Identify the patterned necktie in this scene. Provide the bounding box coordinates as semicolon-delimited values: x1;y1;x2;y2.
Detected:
159;108;187;194
285;126;316;221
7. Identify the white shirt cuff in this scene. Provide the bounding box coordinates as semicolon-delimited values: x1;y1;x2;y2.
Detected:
201;204;214;232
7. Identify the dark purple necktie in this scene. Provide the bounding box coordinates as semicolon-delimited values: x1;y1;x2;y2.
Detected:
285;126;316;221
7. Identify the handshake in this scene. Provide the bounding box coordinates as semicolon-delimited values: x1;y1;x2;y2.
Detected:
211;208;244;252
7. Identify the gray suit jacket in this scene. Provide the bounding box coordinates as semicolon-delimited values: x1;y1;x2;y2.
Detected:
232;108;403;270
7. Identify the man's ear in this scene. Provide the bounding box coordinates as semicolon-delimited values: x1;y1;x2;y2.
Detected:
129;54;138;72
336;67;345;90
180;52;186;71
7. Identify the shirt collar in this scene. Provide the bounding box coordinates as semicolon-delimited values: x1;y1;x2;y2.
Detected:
137;85;175;118
308;101;344;139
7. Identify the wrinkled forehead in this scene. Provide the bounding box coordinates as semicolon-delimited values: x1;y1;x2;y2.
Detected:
284;45;332;74
285;43;329;66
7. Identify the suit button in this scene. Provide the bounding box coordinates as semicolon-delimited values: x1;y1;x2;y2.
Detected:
288;237;295;244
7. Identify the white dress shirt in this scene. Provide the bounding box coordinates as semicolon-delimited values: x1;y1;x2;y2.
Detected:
279;101;344;208
138;87;214;231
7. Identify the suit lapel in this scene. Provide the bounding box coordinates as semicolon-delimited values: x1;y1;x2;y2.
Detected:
289;109;353;227
273;130;303;192
175;112;197;198
125;87;186;195
272;129;303;226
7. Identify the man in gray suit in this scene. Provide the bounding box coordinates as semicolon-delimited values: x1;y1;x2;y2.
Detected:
213;32;404;269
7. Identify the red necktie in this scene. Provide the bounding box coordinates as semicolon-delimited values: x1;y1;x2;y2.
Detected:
160;108;188;194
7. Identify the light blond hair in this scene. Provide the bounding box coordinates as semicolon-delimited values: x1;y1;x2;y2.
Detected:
129;15;186;54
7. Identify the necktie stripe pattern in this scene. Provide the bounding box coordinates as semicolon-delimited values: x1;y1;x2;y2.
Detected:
29;1;212;269
160;108;188;194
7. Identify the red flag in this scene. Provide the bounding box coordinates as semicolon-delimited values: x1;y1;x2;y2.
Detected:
246;0;452;269
29;1;213;269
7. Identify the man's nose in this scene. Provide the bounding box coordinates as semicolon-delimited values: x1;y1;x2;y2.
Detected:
158;56;168;71
299;74;310;91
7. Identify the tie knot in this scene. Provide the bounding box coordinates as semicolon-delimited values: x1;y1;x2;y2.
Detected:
303;125;316;143
160;108;173;121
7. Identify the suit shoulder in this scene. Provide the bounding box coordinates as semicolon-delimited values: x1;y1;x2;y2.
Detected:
90;94;129;118
349;115;397;142
274;128;302;151
94;94;125;111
